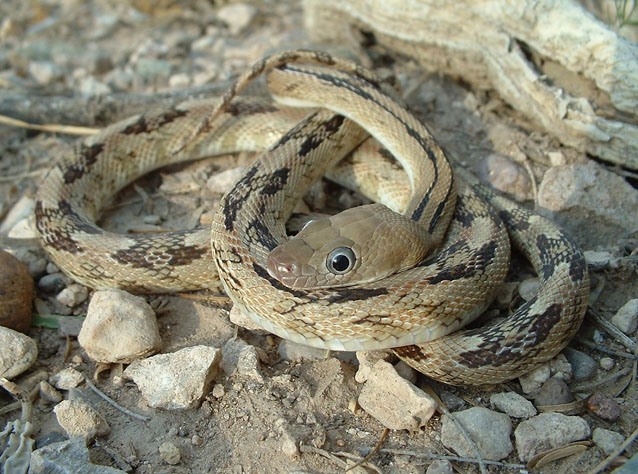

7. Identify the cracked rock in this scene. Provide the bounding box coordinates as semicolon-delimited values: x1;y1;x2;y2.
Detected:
441;407;513;461
124;345;221;409
357;360;436;430
54;399;110;442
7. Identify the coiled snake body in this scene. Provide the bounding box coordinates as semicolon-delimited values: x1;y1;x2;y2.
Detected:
35;51;589;385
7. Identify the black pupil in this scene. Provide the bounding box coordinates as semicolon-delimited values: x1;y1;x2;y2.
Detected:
332;254;350;272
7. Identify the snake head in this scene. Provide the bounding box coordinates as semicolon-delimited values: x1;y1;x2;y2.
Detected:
267;203;432;289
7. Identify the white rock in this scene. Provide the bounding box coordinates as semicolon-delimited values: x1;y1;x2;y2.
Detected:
217;3;257;35
79;76;111;96
54;399;110;442
538;161;638;246
0;327;38;379
514;412;590;461
50;367;84;390
206;167;246;194
518;277;540;301
158;441;181;465
490;392;537;419
278;339;329;361
0;195;35;233
56;284;89;307
611;299;638;335
7;216;38;239
28;61;63;85
480;153;531;200
124;345;221;410
39;380;63;403
228;305;266;332
355;351;391;383
441;407;513;461
599;357;615;370
221;338;262;380
358;360;437;430
593;427;625;456
78;290;162;363
518;364;551;394
584;250;616;269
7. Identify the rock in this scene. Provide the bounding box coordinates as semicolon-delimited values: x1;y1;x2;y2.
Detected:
206;167;246;194
357;360;437;430
355;351;391;383
54;399;110;442
280;432;299;458
611;299;638;335
534;378;573;406
490;392;537;419
56;284;89;307
593;428;625;456
0;249;34;332
30;437;125;473
39;381;63;403
50;367;84;390
58;316;85;338
586;393;622;422
441;407;513;461
123;345;221;410
538;161;638;247
78;290;162;363
518;277;540;301
79;76;111;96
599;357;615;370
518;364;551;394
426;459;453;474
228;305;267;332
0;195;35;234
38;272;68;293
563;347;597;381
217;3;257;35
278;339;328;361
28;60;63;85
514;412;590;462
394;360;418;384
438;390;466;412
159;441;181;465
221;338;262;380
479;153;531;200
0;327;38;379
584;250;615;269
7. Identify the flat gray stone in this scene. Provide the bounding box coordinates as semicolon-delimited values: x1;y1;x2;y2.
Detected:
30;437;125;473
441;407;513;461
514;412;590;461
490;391;537;419
593;427;625;456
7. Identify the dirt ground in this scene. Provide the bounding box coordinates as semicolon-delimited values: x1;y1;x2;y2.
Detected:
1;1;637;473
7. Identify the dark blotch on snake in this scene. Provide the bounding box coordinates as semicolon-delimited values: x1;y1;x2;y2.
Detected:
63;143;104;184
426;241;497;284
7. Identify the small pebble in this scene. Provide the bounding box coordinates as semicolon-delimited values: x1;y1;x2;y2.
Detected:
593;427;625;456
159;441;181;465
39;380;63;403
587;393;621;422
611;299;638;335
0;327;38;379
563;347;597;381
518;277;540;301
56;284;89;307
534;378;573;406
599;357;614;370
38;273;67;293
50;367;84;390
212;383;225;399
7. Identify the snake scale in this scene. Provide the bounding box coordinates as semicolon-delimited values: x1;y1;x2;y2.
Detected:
35;50;589;385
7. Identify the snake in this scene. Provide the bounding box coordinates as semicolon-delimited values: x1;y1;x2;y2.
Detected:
34;50;590;385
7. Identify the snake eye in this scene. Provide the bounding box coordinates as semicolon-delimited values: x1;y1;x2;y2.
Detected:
327;247;356;274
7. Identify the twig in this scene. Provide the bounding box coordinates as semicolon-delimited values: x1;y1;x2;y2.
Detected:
572;367;632;392
575;338;638;360
585;426;638;474
345;427;388;472
376;448;527;469
334;451;383;473
0;168;47;183
588;309;636;352
0;113;98;135
83;376;150;422
299;444;348;469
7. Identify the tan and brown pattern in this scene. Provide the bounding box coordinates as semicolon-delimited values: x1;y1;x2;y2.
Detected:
35;50;589;385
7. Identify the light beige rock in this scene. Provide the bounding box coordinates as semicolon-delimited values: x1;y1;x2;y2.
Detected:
54;399;110;442
355;351;391;383
123;345;221;410
0;327;38;379
358;360;437;430
158;441;181;465
611;299;638;335
50;367;84;390
78;290;161;363
221;338;262;381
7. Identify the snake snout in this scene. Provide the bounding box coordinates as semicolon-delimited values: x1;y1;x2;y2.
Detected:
267;247;301;287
